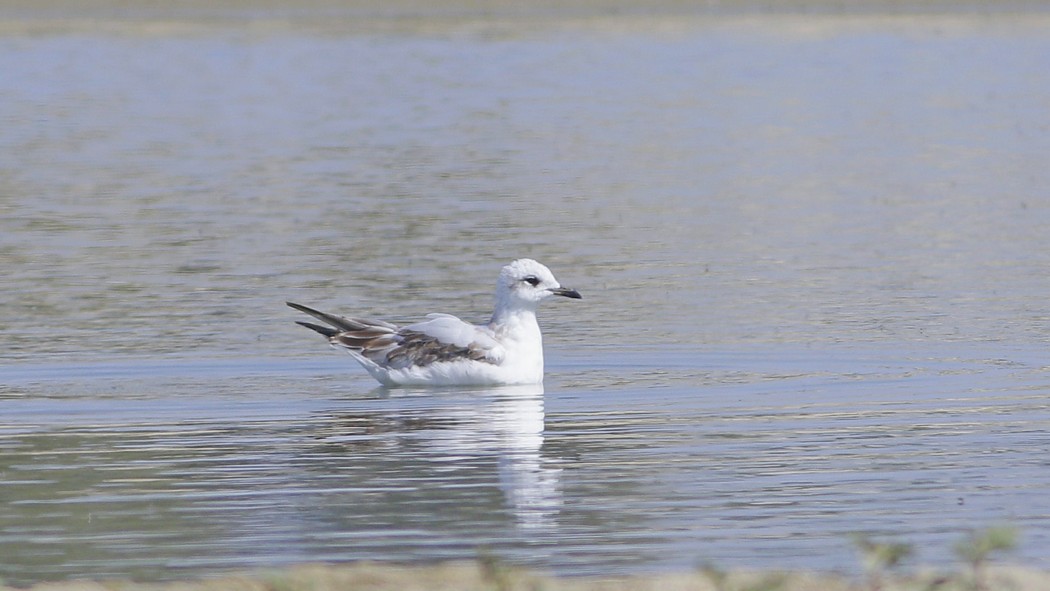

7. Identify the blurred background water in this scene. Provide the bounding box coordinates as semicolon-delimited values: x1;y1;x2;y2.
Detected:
3;3;1050;586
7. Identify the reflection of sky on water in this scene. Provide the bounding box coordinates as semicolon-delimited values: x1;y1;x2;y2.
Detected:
4;16;1050;358
3;8;1050;586
4;346;1050;583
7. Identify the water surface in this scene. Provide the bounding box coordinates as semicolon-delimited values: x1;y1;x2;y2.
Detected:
3;7;1050;586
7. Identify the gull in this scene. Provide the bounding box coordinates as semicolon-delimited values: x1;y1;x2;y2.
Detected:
287;259;581;387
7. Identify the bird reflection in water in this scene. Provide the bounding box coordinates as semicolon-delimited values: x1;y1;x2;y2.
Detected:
488;385;563;530
314;384;562;531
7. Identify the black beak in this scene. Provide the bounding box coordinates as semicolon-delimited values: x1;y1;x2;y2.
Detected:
549;287;582;299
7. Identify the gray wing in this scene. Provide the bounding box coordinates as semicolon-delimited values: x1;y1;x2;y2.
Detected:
288;303;504;369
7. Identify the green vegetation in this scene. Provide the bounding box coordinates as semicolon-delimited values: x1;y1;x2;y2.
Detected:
698;561;792;591
850;534;913;591
0;527;1035;591
953;526;1019;591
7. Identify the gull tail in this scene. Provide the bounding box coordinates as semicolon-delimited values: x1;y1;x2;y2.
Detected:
287;302;402;381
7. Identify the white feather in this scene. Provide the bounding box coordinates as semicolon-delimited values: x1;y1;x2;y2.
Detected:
290;258;579;387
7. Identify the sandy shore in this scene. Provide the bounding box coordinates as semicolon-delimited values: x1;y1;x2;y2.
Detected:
1;0;1048;23
1;0;1047;15
0;4;1045;42
1;0;1047;39
8;562;1050;591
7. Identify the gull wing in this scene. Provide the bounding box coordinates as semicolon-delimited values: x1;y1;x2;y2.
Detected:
388;313;505;369
288;303;504;370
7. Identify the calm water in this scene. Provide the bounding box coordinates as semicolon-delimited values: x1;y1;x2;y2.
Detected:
4;8;1050;585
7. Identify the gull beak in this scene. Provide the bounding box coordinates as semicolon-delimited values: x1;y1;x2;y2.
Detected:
549;286;582;299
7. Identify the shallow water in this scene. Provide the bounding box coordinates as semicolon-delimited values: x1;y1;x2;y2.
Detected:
3;7;1050;586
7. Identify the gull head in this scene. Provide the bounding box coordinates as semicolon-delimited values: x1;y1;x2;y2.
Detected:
496;258;582;309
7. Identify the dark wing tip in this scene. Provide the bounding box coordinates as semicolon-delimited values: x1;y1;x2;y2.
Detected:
295;321;340;338
287;301;312;313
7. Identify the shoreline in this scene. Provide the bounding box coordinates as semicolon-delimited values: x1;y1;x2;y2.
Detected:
6;562;1050;591
3;5;1050;38
2;0;1049;23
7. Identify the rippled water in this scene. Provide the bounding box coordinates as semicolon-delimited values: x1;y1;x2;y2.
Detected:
3;7;1050;586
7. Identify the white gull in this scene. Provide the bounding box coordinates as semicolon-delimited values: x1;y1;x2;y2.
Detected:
287;259;581;387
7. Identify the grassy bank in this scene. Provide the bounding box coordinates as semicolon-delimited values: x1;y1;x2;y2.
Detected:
4;528;1033;591
7;561;1050;591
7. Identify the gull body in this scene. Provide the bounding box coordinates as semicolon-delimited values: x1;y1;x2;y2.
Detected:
288;259;581;387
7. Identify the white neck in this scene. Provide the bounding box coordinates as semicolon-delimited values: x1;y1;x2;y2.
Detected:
489;303;544;379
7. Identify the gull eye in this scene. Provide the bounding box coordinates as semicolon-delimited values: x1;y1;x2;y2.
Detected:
522;275;541;287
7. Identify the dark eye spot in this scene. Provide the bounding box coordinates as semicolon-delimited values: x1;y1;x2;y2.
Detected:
523;275;541;287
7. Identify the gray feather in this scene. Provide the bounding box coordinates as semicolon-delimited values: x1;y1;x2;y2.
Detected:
289;301;499;370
